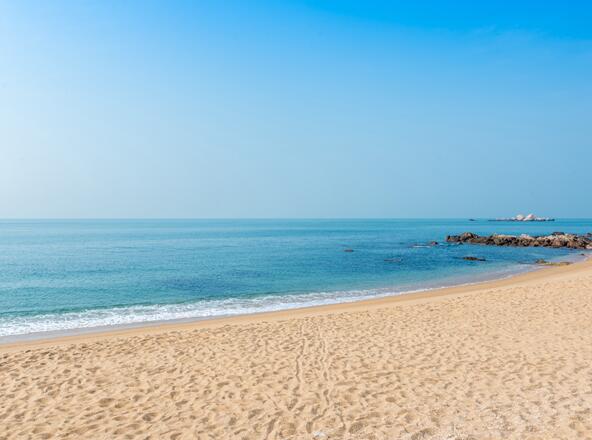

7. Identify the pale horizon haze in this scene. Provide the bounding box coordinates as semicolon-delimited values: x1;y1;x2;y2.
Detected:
1;1;591;218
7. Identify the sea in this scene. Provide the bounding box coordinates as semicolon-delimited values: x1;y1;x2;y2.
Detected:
1;219;590;341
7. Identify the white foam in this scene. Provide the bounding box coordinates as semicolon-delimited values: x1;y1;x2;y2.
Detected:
0;288;400;338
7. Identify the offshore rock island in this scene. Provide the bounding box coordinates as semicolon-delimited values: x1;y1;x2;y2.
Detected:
490;213;554;222
447;232;592;250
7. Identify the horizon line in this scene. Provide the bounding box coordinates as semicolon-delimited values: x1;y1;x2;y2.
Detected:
0;217;588;221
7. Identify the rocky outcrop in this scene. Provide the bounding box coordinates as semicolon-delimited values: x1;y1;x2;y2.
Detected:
462;256;486;261
446;232;592;250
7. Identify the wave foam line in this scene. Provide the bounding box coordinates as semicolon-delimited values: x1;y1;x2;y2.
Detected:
0;263;541;338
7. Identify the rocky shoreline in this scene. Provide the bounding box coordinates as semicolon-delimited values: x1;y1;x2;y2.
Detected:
446;232;592;250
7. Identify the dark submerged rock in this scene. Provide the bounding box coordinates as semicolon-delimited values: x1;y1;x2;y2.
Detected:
535;259;572;267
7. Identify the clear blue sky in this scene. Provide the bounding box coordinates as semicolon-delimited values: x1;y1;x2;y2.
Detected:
1;1;591;218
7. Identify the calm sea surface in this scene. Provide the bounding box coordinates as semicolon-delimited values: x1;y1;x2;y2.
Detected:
1;219;590;339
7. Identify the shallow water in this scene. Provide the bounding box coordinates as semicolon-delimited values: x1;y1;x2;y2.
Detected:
0;219;590;338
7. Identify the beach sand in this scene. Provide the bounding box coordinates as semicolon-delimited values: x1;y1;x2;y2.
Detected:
1;260;592;439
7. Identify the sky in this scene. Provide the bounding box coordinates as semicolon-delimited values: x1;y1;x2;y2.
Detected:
1;0;591;218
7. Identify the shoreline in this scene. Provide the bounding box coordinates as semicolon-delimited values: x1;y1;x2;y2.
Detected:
3;251;592;438
1;255;589;353
0;260;542;344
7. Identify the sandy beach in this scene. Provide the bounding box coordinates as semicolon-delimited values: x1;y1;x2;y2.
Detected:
1;259;592;439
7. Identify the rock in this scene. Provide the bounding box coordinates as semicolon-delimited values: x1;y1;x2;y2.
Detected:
462;256;486;261
460;232;478;241
446;232;592;250
535;259;572;266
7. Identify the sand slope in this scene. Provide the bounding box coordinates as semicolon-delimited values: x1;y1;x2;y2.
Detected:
1;261;592;439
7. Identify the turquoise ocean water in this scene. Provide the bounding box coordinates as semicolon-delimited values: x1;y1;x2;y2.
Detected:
0;219;590;340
